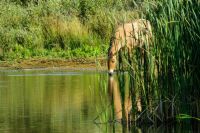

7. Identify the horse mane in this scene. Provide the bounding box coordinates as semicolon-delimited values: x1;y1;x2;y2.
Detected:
108;36;114;56
108;25;116;56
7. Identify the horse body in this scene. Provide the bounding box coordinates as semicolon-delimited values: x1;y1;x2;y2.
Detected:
108;19;152;75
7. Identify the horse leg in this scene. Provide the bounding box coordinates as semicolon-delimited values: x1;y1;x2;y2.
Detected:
128;47;132;66
128;47;135;89
118;49;123;72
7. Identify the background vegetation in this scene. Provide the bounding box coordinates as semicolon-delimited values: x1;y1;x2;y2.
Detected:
0;0;142;60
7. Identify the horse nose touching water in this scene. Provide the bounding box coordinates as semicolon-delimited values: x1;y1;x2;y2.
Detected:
107;19;152;75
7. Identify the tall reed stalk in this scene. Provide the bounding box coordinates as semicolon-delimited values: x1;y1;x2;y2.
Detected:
126;0;200;123
110;0;200;124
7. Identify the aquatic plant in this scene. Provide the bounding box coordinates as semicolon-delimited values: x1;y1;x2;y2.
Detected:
124;0;200;124
96;0;200;126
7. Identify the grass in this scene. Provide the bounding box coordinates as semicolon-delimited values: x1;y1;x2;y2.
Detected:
126;0;200;124
0;0;140;60
0;0;108;60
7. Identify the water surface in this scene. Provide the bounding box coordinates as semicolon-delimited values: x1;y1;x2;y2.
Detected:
0;70;105;133
0;70;198;133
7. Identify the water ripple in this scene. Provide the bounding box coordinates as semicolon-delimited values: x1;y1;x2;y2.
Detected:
7;72;82;77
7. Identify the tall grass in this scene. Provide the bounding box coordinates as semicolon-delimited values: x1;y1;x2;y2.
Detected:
125;0;200;123
95;0;200;125
0;0;143;60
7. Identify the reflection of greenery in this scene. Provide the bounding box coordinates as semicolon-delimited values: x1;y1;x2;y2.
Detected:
96;73;200;132
0;70;103;132
0;70;199;132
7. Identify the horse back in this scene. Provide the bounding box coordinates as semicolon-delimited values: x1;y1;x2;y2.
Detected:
115;19;152;47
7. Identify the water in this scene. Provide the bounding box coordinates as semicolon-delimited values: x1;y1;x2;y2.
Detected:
0;70;104;133
0;70;198;133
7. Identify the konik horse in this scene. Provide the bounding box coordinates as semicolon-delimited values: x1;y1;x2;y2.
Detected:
107;19;152;75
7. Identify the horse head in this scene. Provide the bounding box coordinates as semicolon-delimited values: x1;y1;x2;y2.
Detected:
107;51;117;76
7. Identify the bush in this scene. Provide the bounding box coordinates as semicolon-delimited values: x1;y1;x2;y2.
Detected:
0;0;142;60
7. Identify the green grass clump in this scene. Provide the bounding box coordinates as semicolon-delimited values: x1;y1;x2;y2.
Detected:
0;0;143;60
0;0;105;60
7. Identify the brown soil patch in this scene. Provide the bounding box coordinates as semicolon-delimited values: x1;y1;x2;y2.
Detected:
0;58;107;71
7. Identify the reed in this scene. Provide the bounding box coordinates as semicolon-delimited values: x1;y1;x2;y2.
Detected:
103;0;200;125
126;0;200;123
94;0;200;126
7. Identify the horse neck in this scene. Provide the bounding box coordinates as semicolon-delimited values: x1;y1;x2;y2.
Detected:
109;37;119;56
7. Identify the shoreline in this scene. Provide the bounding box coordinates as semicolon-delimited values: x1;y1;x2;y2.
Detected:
0;58;107;71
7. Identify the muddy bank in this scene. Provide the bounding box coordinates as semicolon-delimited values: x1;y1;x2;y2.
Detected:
0;58;107;71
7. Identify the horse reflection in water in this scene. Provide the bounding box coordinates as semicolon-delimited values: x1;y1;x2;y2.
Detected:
108;75;142;124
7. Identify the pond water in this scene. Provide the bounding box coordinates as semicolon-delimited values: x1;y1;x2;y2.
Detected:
0;70;198;133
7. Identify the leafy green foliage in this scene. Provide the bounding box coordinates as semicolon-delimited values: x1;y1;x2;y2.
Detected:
0;0;143;60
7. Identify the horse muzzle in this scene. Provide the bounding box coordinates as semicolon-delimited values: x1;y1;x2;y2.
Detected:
108;70;114;76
